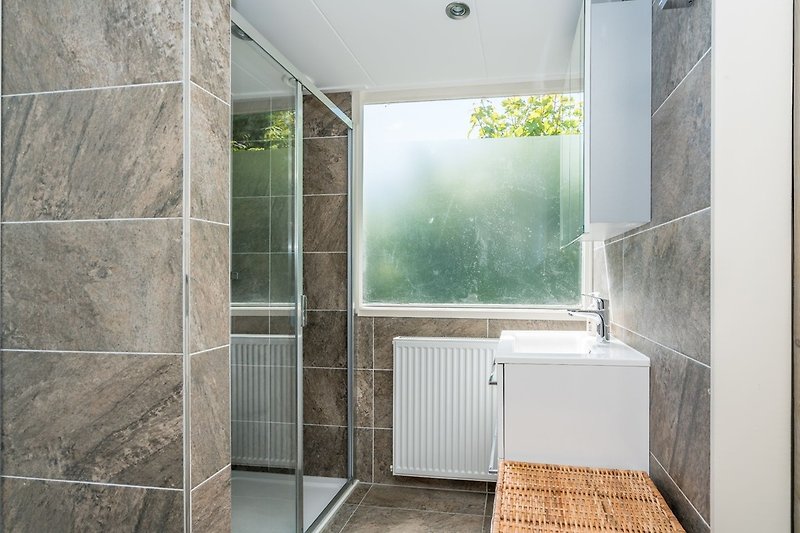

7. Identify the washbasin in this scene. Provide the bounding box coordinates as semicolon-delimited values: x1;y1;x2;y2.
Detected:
495;330;650;367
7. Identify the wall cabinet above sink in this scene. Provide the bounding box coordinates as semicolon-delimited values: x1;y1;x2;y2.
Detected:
561;0;652;244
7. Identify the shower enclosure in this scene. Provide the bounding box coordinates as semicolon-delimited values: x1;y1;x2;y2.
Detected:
229;10;354;532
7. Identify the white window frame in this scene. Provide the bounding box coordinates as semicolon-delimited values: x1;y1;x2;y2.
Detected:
353;86;593;320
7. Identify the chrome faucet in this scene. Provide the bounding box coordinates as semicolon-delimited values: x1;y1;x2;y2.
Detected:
567;294;610;342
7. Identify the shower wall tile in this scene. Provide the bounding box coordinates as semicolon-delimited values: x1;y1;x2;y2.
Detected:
304;425;347;478
487;319;583;338
303;137;349;195
372;317;486;370
191;85;231;224
303;194;348;252
622;210;710;364
191;466;232;533
2;85;183;221
1;0;183;95
190;347;231;488
355;428;374;483
191;0;231;103
593;240;624;325
1;477;184;533
231;315;270;335
625;331;710;521
304;93;352;138
651;0;711;111
189;220;230;354
355;370;374;429
356;316;374;369
304;252;347;310
269;196;291;253
650;53;711;227
305;311;347;368
1;220;183;353
231;151;270;197
373;370;393;429
303;368;348;426
1;351;183;487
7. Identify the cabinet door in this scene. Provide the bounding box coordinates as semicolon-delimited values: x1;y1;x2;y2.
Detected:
503;363;649;471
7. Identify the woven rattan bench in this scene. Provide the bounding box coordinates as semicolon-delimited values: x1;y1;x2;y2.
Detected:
491;461;685;532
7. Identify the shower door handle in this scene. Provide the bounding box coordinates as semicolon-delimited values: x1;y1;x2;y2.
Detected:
301;294;308;328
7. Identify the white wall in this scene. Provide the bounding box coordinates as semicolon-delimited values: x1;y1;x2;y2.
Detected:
711;1;793;531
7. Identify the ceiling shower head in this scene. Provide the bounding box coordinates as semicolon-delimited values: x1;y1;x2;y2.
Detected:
232;24;253;41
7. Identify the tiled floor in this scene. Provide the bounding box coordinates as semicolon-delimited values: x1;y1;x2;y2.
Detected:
323;484;495;533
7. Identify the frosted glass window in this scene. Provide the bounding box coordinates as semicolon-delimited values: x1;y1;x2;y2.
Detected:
361;98;582;307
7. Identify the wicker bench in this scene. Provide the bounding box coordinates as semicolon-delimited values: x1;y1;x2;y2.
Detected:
492;461;685;532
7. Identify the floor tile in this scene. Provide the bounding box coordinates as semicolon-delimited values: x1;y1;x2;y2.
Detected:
342;506;484;533
361;485;486;515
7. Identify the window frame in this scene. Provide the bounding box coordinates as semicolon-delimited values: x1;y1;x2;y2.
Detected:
353;87;593;320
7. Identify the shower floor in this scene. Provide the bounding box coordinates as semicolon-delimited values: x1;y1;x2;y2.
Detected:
232;470;347;532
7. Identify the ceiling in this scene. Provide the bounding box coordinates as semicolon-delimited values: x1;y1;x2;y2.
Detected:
232;0;584;94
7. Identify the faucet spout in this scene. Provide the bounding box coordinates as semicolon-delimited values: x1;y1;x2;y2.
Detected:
567;308;610;342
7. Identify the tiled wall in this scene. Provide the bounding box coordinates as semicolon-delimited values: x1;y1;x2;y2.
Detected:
0;1;231;531
353;317;584;492
593;1;711;531
301;93;352;478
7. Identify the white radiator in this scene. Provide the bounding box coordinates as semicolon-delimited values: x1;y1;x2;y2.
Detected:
393;337;498;481
231;334;296;468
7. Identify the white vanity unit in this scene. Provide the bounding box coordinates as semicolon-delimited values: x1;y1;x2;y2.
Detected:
494;331;650;472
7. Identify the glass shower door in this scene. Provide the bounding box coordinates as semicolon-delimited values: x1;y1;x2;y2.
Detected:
230;21;303;533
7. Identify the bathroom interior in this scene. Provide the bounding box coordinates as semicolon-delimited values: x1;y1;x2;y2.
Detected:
0;0;792;532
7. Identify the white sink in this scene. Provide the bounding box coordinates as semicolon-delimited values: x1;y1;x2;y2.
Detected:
496;330;650;367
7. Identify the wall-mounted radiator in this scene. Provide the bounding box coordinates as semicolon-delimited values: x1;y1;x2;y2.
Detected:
231;334;296;468
393;337;498;481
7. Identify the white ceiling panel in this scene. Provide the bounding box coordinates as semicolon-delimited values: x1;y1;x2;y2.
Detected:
233;0;373;90
476;0;582;82
312;0;487;89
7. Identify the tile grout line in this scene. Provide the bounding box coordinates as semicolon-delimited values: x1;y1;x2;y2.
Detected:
651;453;710;529
189;81;229;108
0;474;183;492
2;217;183;225
189;463;231;493
652;46;712;118
189;344;231;357
615;324;710;369
354;503;487;518
1;348;182;356
189;217;229;227
1;80;183;99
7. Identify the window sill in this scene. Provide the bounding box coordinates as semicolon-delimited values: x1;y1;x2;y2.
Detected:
356;305;584;321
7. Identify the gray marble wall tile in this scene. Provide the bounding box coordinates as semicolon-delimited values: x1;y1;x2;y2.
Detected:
2;220;182;352
651;0;711;111
356;316;374;369
190;347;231;488
304;93;352;138
232;151;270;198
487;319;584;338
2;0;182;95
373;370;393;429
232;197;269;253
303;138;349;195
622;210;710;364
1;352;182;487
191;0;231;103
649;455;710;533
304;253;347;310
304;425;347;478
650;54;711;227
305;311;347;368
372;318;487;370
355;370;374;429
1;477;183;533
2;85;182;221
594;240;624;325
270;315;296;335
191;466;232;533
191;85;230;224
304;194;348;253
625;331;710;521
303;368;348;426
231;254;269;303
355;429;374;483
190;221;230;353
